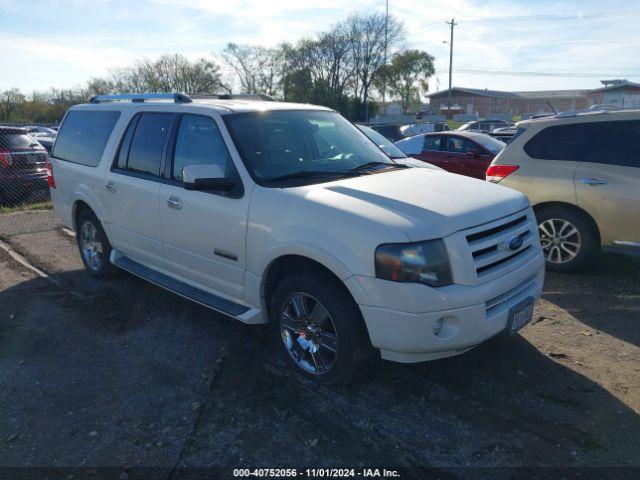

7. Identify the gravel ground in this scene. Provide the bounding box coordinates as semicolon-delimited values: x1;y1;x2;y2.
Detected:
0;210;638;479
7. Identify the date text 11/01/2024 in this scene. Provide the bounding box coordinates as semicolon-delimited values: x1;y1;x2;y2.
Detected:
232;468;401;477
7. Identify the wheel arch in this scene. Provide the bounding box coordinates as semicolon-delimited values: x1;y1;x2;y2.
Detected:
533;201;601;246
261;254;364;315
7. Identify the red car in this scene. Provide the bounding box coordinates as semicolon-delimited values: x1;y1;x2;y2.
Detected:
395;131;506;179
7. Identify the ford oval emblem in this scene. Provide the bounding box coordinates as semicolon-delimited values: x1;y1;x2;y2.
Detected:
507;236;524;251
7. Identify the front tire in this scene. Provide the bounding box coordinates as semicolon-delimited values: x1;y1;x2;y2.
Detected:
269;271;375;385
536;206;599;273
76;210;117;279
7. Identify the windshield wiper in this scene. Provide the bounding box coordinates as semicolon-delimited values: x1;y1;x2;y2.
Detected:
350;161;408;172
266;170;359;183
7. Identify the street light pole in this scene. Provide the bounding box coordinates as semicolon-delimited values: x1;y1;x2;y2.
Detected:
445;18;457;120
382;0;389;118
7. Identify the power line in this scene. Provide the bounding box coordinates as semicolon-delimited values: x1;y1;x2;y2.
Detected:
412;9;637;34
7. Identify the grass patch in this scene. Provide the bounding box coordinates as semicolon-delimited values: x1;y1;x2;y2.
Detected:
0;201;53;214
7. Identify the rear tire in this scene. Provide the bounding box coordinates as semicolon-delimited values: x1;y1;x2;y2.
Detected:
269;270;376;385
76;209;117;279
536;206;599;273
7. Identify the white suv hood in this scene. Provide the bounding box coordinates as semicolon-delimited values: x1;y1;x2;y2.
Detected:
291;168;530;240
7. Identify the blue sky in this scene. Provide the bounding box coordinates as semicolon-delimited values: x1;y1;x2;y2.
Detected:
1;0;639;94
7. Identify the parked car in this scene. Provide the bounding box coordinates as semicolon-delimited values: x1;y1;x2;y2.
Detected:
487;109;640;272
356;124;443;170
490;126;518;144
368;123;405;142
25;125;57;138
459;120;513;134
36;136;55;154
49;93;544;384
0;127;49;205
400;122;449;137
395;131;506;179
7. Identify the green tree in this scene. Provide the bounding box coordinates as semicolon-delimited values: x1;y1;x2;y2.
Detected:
376;50;435;114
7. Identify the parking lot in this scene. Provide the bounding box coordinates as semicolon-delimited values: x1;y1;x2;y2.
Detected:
0;208;638;477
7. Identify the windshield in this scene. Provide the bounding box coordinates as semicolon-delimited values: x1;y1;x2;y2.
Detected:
475;135;506;154
224;110;397;186
357;125;407;159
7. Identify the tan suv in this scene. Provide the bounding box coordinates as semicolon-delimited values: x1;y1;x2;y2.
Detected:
486;109;640;272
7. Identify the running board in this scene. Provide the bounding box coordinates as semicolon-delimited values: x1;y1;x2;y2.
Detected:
113;256;250;317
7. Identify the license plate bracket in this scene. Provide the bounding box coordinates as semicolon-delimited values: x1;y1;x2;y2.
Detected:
507;297;534;334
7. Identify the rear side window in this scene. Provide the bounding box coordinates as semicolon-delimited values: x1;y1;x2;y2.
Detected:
422;136;441;151
584;120;640;168
118;113;175;176
524;123;594;161
445;136;475;154
53;110;120;166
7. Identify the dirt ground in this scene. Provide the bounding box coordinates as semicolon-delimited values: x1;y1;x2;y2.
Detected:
0;210;639;479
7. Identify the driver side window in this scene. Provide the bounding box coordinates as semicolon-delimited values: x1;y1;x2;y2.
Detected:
172;114;237;181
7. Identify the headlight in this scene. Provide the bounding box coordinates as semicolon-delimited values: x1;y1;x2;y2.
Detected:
375;239;453;287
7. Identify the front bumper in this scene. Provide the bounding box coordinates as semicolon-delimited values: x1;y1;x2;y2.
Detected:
347;252;545;363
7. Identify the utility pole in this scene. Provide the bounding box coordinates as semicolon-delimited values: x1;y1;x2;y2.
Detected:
382;0;389;118
445;18;457;120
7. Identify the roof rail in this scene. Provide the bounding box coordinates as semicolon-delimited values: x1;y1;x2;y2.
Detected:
189;93;277;102
89;93;193;104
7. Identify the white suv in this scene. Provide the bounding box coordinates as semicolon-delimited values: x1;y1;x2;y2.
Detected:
49;93;544;384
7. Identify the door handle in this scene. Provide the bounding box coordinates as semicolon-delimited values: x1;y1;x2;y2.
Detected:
166;196;183;210
578;178;607;186
105;181;116;192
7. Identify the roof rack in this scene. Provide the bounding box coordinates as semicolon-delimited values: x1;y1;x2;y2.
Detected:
189;93;276;102
554;104;626;118
89;93;193;104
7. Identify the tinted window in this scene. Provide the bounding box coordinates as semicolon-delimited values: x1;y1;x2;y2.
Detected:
126;113;175;176
0;133;39;150
524;123;593;161
173;114;235;180
422;135;441;151
116;116;137;170
584;120;640;168
445;136;475;154
53;110;120;166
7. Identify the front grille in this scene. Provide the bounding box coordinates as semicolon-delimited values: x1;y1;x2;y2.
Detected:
465;210;536;280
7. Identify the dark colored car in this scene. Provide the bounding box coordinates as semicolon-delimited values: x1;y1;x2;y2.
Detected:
395;131;506;179
0;127;49;205
368;123;405;142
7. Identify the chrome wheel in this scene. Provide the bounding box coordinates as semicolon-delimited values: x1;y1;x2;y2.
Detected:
539;218;581;264
80;220;104;272
279;292;338;375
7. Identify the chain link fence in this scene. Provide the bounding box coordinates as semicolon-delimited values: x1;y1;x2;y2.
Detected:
0;126;60;241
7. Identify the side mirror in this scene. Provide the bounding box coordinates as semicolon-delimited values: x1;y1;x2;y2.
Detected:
183;164;236;191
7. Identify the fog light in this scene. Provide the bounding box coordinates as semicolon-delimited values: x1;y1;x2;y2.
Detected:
433;318;444;335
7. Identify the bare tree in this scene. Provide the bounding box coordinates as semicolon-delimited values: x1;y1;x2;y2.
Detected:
345;13;404;119
108;54;228;94
221;44;283;95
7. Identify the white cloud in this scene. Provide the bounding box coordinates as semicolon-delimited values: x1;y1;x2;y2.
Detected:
1;0;639;92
